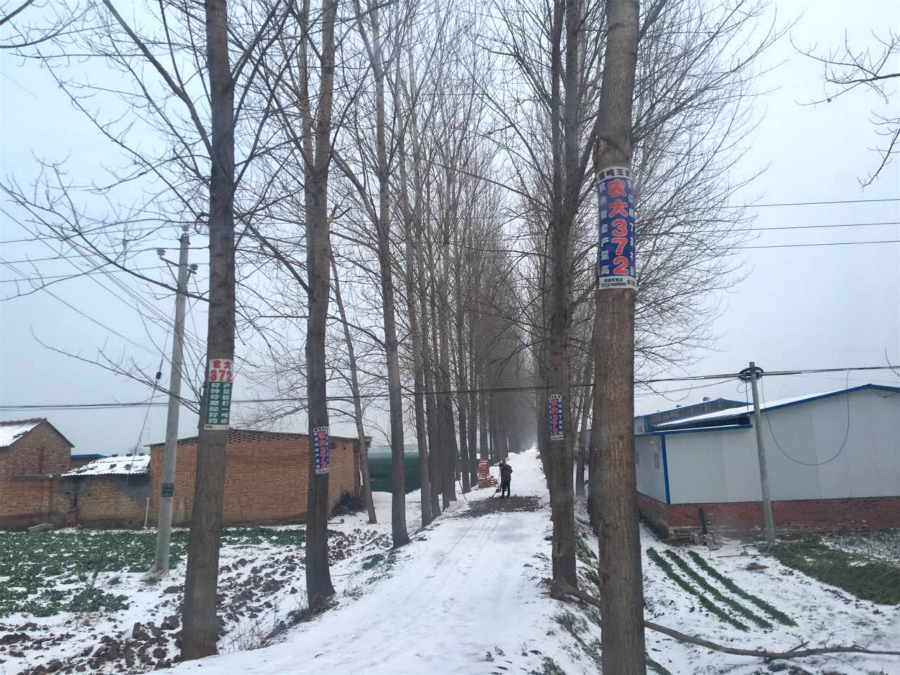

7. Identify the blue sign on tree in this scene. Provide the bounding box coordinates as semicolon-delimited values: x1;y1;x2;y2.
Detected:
549;394;564;441
314;426;331;474
597;166;636;291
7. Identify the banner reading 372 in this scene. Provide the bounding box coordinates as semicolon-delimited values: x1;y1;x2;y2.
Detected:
597;166;636;291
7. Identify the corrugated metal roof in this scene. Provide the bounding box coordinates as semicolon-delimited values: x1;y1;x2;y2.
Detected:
63;454;150;477
0;419;43;448
656;384;900;429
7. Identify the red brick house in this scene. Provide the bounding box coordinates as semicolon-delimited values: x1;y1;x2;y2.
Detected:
62;454;151;528
3;421;365;529
0;418;73;529
146;430;364;527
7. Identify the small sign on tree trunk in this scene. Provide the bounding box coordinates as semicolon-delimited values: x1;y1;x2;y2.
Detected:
314;426;331;474
549;394;564;440
203;358;233;430
597;166;636;291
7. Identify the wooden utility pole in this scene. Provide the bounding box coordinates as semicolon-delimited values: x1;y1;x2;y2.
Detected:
148;227;192;578
593;0;644;672
181;0;236;660
744;362;775;545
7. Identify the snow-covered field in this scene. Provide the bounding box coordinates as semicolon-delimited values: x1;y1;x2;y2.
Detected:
2;449;898;675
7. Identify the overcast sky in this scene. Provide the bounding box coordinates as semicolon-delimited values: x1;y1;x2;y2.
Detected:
1;0;898;455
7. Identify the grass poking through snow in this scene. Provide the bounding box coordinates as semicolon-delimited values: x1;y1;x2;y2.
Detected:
664;550;772;629
647;548;748;631
767;538;900;606
687;551;795;626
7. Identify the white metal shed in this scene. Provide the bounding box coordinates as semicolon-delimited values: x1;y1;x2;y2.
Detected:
634;384;900;533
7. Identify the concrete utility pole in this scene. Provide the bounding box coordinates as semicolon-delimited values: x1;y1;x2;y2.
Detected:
149;226;192;577
593;0;644;672
746;362;775;545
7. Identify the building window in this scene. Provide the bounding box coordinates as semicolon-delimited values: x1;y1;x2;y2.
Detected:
654;451;660;469
635;449;640;465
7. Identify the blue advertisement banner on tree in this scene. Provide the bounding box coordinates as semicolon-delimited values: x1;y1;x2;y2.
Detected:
549;394;564;441
314;426;331;475
597;166;637;291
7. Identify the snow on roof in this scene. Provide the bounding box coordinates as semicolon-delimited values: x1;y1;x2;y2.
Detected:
63;453;150;477
0;419;43;448
655;384;897;428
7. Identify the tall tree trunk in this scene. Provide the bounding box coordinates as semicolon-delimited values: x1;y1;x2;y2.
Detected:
438;283;457;505
544;0;581;589
478;379;488;461
534;343;552;480
454;237;470;493
398;113;433;526
303;0;339;605
467;338;478;486
575;319;597;498
594;0;645;670
588;405;599;532
357;0;410;548
181;0;235;660
489;394;496;463
418;230;442;519
496;401;510;460
331;256;376;524
427;272;445;509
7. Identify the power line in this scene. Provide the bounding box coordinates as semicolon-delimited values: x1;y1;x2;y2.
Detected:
0;266;172;283
760;373;852;467
0;261;156;354
742;197;900;208
0;254;209;264
740;239;900;250
11;230;209;358
2;365;896;411
748;221;899;231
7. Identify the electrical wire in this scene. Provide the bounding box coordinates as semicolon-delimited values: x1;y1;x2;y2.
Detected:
3;365;897;411
759;370;853;467
0;261;157;354
740;239;900;250
741;197;900;208
0;266;173;283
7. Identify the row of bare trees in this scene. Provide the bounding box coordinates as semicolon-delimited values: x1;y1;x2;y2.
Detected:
3;0;787;668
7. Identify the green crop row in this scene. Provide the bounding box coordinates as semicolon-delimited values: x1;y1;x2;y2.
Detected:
664;550;771;629
647;548;748;631
687;551;795;625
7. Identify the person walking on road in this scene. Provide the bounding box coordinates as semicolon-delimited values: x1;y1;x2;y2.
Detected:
499;459;513;498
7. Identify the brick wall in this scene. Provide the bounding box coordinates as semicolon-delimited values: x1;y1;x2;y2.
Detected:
637;492;900;539
0;422;72;530
148;431;360;527
60;475;150;528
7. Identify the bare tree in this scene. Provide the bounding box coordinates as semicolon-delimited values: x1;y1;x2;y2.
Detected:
797;29;899;185
593;0;645;669
331;254;378;523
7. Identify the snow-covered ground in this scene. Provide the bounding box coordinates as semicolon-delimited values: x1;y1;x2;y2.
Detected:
169;449;570;675
3;449;898;675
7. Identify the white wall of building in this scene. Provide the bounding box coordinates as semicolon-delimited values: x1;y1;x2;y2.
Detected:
665;427;758;504
638;387;900;504
635;434;667;502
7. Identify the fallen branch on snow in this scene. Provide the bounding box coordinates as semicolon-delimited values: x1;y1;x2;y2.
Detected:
543;578;900;661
